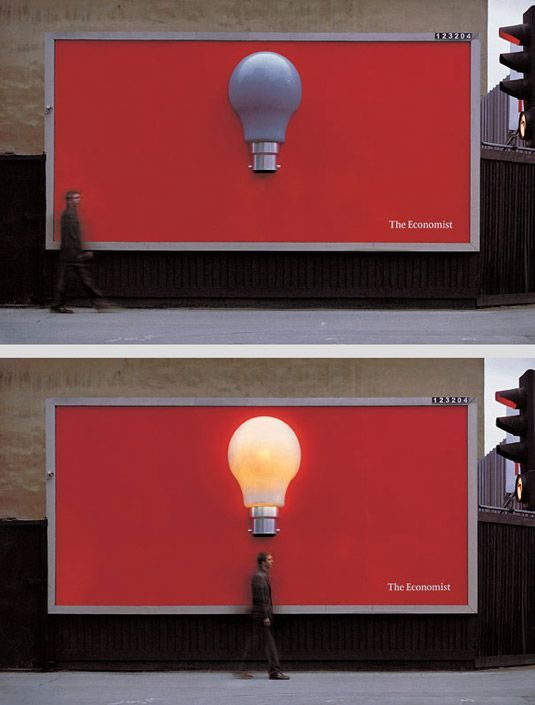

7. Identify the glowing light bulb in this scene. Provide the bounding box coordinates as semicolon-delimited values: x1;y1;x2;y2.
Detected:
228;415;301;536
228;51;302;173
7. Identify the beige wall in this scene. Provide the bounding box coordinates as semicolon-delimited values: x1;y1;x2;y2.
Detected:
0;0;487;154
0;357;484;519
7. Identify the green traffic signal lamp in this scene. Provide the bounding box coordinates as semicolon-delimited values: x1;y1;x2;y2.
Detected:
519;108;535;140
515;469;535;507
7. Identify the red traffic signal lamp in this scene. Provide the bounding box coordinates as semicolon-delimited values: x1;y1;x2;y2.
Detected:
499;6;535;143
495;369;535;510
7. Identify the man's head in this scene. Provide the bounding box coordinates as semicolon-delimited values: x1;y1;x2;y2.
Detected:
65;190;81;207
257;552;274;571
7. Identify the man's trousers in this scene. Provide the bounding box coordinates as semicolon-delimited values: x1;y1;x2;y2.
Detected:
241;619;282;675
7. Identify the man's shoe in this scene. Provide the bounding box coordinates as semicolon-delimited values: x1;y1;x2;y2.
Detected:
269;672;290;680
50;306;74;314
94;300;113;312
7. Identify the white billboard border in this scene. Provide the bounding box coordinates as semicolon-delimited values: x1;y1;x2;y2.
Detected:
44;32;480;253
46;395;478;615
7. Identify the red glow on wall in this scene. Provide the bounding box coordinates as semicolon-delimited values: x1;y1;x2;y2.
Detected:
53;403;470;609
52;39;472;248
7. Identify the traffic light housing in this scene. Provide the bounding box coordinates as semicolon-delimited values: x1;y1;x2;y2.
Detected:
499;6;535;144
495;369;535;510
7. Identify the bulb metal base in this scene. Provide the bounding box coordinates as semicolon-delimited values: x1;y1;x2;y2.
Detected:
249;506;279;536
251;142;279;173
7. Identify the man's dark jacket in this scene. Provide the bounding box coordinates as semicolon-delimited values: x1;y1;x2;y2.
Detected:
60;208;83;262
251;569;273;622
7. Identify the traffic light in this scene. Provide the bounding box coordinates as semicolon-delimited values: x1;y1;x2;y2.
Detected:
499;6;535;143
495;369;535;510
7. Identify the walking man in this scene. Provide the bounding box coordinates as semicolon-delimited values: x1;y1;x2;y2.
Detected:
240;552;289;680
50;190;109;313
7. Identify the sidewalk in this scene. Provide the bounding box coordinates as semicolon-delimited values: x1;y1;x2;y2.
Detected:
0;668;534;705
1;305;535;344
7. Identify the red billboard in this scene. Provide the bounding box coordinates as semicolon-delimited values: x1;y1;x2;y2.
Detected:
46;397;477;614
45;33;479;251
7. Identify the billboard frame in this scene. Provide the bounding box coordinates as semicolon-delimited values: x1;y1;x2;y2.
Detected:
44;32;480;253
46;395;478;615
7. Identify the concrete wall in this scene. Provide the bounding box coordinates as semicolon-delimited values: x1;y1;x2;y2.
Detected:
0;357;484;519
0;0;487;154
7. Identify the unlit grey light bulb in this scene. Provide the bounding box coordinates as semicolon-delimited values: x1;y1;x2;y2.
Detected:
228;51;302;172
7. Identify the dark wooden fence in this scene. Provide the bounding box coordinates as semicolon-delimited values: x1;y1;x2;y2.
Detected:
0;156;46;305
2;149;535;307
0;521;47;669
479;148;535;304
1;515;533;670
477;512;535;666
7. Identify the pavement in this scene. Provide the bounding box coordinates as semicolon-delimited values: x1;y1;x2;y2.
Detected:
0;668;534;705
1;305;535;345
